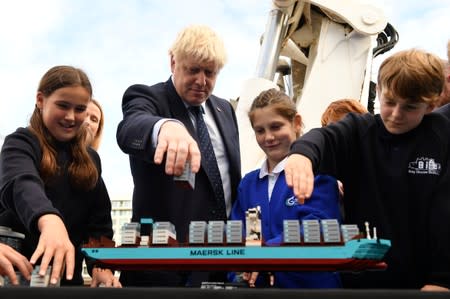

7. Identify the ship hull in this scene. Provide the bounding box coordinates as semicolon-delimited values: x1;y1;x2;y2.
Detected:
82;239;390;271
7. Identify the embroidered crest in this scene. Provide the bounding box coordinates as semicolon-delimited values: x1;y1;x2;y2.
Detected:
285;196;298;206
408;157;441;175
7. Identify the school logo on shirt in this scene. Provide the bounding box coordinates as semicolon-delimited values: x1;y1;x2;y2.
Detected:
408;157;441;175
285;196;298;207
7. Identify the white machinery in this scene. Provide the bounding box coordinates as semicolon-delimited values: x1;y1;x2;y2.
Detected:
235;0;398;174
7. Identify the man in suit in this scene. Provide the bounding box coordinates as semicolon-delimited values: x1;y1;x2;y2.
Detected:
116;24;241;287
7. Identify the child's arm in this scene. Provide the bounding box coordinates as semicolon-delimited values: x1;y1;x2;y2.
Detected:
0;130;74;284
30;214;75;285
0;130;62;231
286;114;364;204
0;243;33;285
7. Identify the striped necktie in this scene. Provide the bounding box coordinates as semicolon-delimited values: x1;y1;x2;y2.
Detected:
190;106;226;219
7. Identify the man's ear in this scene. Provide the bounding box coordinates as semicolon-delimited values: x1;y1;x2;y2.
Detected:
170;55;176;73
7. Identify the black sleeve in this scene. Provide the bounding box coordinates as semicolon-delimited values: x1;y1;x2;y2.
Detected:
0;129;61;233
289;113;365;177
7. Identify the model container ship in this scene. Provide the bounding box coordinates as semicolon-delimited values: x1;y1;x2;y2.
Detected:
82;208;391;272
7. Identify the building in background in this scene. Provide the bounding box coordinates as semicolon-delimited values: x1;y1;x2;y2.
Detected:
110;196;132;245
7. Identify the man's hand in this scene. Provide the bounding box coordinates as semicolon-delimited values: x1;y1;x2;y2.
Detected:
284;154;314;204
154;121;201;176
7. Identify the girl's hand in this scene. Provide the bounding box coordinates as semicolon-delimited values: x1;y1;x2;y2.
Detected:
90;267;122;288
242;271;258;287
30;214;75;285
242;271;274;287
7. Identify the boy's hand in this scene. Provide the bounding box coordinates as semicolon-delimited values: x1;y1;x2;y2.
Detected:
284;154;314;204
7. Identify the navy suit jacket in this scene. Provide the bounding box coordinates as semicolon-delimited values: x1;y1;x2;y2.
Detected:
117;78;241;242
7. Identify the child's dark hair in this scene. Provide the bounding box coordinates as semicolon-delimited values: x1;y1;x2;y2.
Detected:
248;88;303;136
29;65;98;190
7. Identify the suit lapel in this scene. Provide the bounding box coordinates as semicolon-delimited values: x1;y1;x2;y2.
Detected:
206;98;224;133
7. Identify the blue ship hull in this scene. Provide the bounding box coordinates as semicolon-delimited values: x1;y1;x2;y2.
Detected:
82;238;391;271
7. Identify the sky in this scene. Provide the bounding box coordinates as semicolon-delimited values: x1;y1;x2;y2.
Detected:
0;0;449;201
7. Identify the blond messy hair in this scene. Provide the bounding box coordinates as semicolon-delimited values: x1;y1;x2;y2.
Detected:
169;24;227;70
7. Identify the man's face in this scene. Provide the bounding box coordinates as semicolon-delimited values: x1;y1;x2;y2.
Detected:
171;55;220;105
